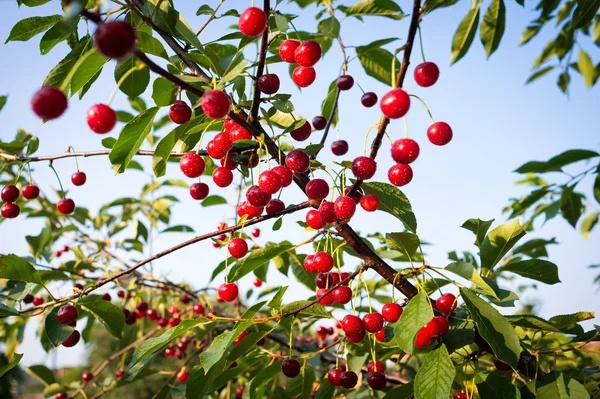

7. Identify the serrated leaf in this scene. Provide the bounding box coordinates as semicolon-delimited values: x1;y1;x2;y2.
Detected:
242;362;281;399
228;242;293;282
5;15;62;43
480;0;505;57
0;254;42;284
152;77;178;106
505;314;563;333
514;149;599;173
499;259;560;284
69;48;107;96
386;232;420;258
115;57;150;98
548;312;595;331
280;300;332;318
476;371;520;398
342;0;404;20
451;0;481;63
395;291;433;354
560;186;584;227
110;107;159;174
480;220;526;275
39;18;77;55
137;31;169;59
414;344;455;399
461;218;494;248
537;371;590;398
445;261;498;299
356;44;400;86
361;181;417;232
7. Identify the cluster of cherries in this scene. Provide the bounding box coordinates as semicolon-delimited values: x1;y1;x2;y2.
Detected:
414;293;456;348
0;184;38;218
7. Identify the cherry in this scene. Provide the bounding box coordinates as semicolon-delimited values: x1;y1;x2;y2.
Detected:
168;317;181;327
436;293;457;314
242;152;260;168
317;288;335;305
391;138;420;164
252;277;263;287
230;124;253;142
246;186;271;207
157;317;168;327
62;245;69;251
333;286;352;304
382;303;402;323
313;251;334;273
340;371;358;389
57;198;75;215
374;328;385;342
331;140;348;156
94;20;136;59
312;116;326;130
56;393;68;399
334;196;356;220
290;120;312;141
427;122;453;146
164;347;176;357
33;297;44;306
239;7;268;37
237;201;263;218
318;201;336;223
190;304;204;316
22;185;40;200
176;369;190;383
147;309;158;320
57;305;78;324
220;153;238;170
388;164;413;187
1;203;19;218
337;75;354;91
136;301;148;313
234;330;247;345
180;152;206;178
342;314;364;335
292;66;316;88
360;194;379;212
236;386;245;398
71;171;87;186
218;283;239;302
361;92;378;108
294;40;322;66
344;187;363;204
168;306;180;316
266;199;285;215
362;312;384;333
251;228;260;238
115;369;125;379
414;328;435;348
304;255;317;273
82;371;94;382
306;209;325;229
367;372;387;390
367;361;384;373
1;185;19;202
31;86;67;120
201;90;231;120
347;328;365;343
330;273;341;286
305;178;329;200
285;150;310;173
228;237;248;258
281;359;301;378
351;156;377;180
101;292;111;301
414;62;440;87
494;358;512;372
315;272;333;289
23;294;34;304
422;316;449;337
169;100;192;124
279;39;301;63
62;330;80;347
258;170;282;194
328;368;343;386
258;73;280;94
207;137;232;160
87;103;117;134
189;182;209;200
213;167;234;187
454;392;468;399
380;88;410;119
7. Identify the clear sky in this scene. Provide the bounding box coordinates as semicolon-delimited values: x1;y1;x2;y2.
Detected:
0;0;598;368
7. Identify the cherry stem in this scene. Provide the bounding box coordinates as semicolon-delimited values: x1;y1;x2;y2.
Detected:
14;162;27;185
403;116;409;139
48;163;65;199
354;81;366;95
27;163;32;186
288;321;293;357
408;94;435;123
68;146;81;172
418;27;426;63
361;273;373;313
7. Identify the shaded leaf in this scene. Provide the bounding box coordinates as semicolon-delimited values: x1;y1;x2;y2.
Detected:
414;344;455;399
110;107;159;174
395;291;433;354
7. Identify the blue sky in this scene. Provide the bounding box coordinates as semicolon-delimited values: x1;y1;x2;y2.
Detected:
0;0;598;368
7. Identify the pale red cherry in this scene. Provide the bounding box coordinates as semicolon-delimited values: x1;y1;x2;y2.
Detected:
427;122;453;146
87;104;117;134
201;90;231;120
380;89;410;119
238;7;268;37
279;39;300;63
294;40;322;67
31;87;67;120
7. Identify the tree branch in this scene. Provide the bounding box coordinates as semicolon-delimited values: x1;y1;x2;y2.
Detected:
249;0;271;123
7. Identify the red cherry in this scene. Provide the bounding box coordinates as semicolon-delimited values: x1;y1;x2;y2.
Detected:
331;140;348;156
318;201;336;223
101;292;111;301
290;120;312;142
136;301;148;313
285;150;310;173
315;273;333;289
237;201;263;218
62;245;69;251
258;170;282;194
374;328;385;342
337;75;354;90
391;138;420;164
279;39;300;63
177;370;190;383
258;73;280;94
494;358;512;372
351;156;377;180
333;286;352;304
367;360;384;373
31;86;67;120
94;20;137;59
57;393;68;399
272;166;293;187
427;122;453;146
388;164;413;186
61;330;80;348
312;116;326;130
87;103;117;134
328;369;343;386
115;369;125;379
168;306;180;316
180;152;206;178
251;228;260;238
313;252;334;273
317;288;335;305
342;314;364;335
192;304;204;315
344;187;363;204
239;7;268;37
116;289;125;298
22;185;40;200
292;66;316;88
304;255;317;273
362;312;384;333
228;237;248;258
82;371;94;382
71;171;87;186
281;359;301;378
220;153;238;170
230;124;253;142
305;178;329;200
367;372;387;390
147;309;158;320
340;371;358;388
218;283;239;302
33;297;44;306
294;40;322;67
334;196;356;220
236;386;245;398
208;135;232;160
414;328;435;348
168;317;181;327
246;186;271;207
189;182;209;200
1;185;19;202
414;62;440;87
265;199;285;215
380;88;410;119
361;92;378;107
213;167;234;187
436;293;457;314
253;278;262;287
169;101;192;124
164;347;176;357
360;194;379;212
201;90;231;120
157;317;168;327
454;392;468;399
422;316;449;337
382;303;402;323
57;198;75;215
306;209;325;229
57;305;78;324
23;294;34;304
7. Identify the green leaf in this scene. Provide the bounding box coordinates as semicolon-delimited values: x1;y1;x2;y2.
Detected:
386;232;420;258
526;66;555;84
548;312;595;331
291;254;317;291
514;149;599;173
476;371;520;398
26;136;39;156
110;107;159;174
228;242;293;282
461;218;494;248
5;15;62;43
281;300;332;318
384;382;414;398
577;50;597;88
26;365;56;385
445;262;498;299
499;259;560;284
152;77;178;106
395;291;433;354
356;44;400;86
152;120;198;177
0;95;6;113
267;286;288;308
315;378;335;399
0;303;19;318
43;36;95;92
361;181;417;232
414;344;455;399
69;48;107;96
580;212;599;238
0;353;22;378
321;82;338;127
451;0;482;63
242;362;281;399
342;0;404;20
560;186;584;227
480;0;505;57
505;314;563;333
537;371;590;398
572;0;600;29
513;238;557;258
78;296;125;338
115;57;150;98
480;220;526;275
137;31;169;60
0;254;42;284
201;195;227;207
40;18;77;55
460;288;521;368
594;169;600;205
222;59;248;82
558;71;570;93
45;306;75;347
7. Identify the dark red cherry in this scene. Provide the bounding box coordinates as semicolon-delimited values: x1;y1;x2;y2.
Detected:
427;122;453;146
1;185;19;203
87;103;117;134
238;7;268;37
57;305;78;324
331;140;348;156
305;178;329;200
169;100;192;124
279;39;300;63
62;330;81;347
71;171;87;186
494;358;512;372
246;186;271;207
258;74;280;95
391;138;420;164
94;20;137;59
82;370;94;382
361;92;378;107
340;371;358;388
380;89;410;119
454;392;468;399
312;116;326;130
388;164;413;187
367;372;387;390
290;120;311;141
201;90;231;120
285;150;310;173
294;40;322;67
281;359;301;378
190;182;209;200
337;75;354;91
264;199;284;215
22;185;40;200
318;201;336;223
57;198;75;215
351;156;377;180
31;86;67;120
328;369;343;386
292;66;316;88
414;62;440;87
